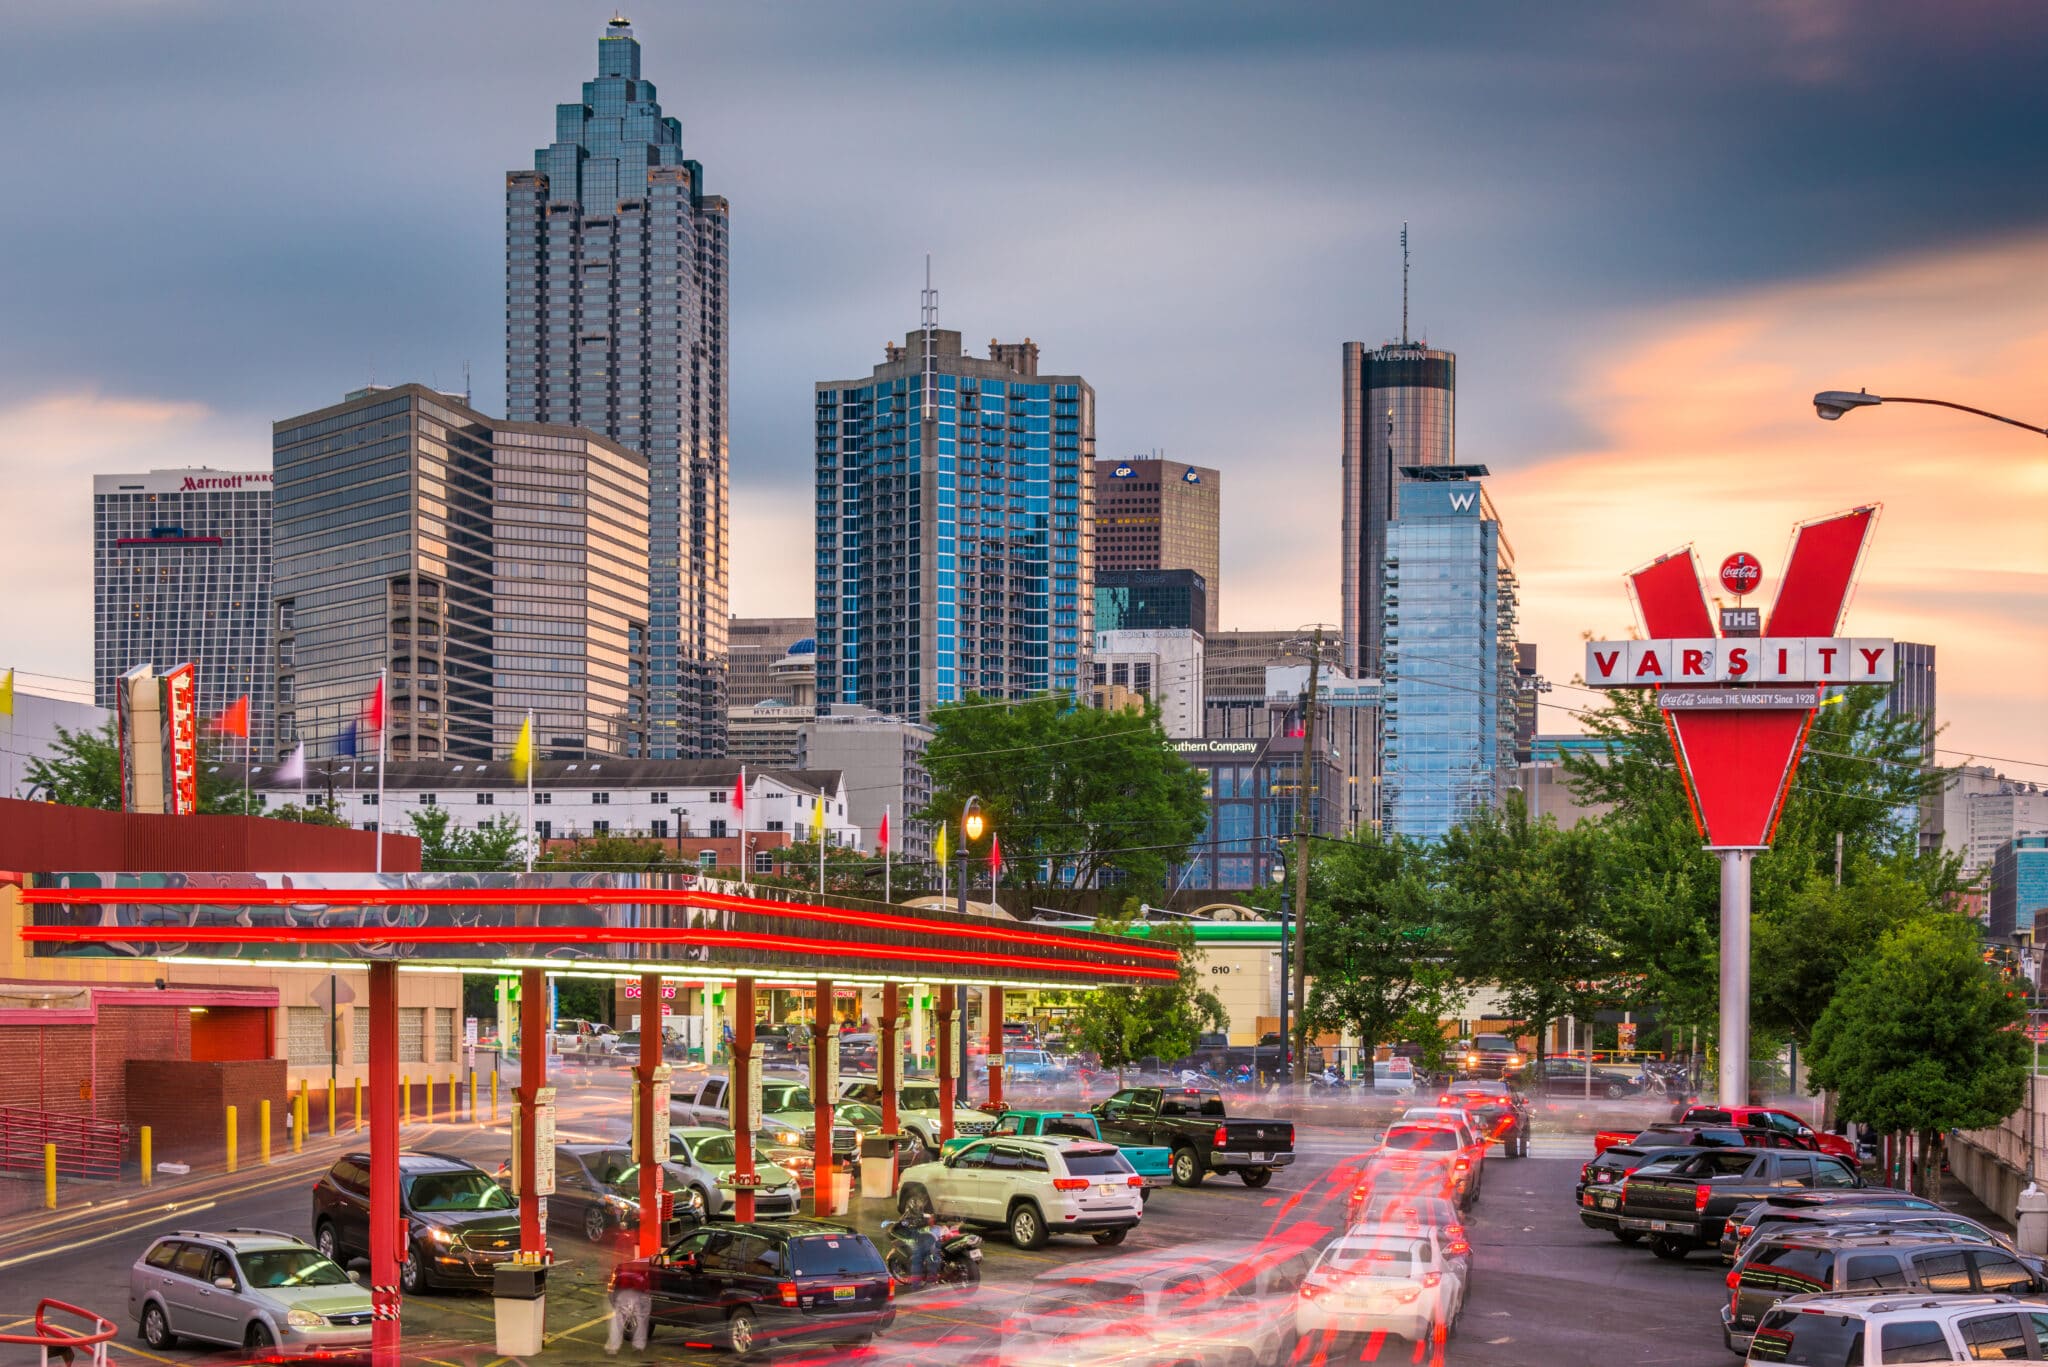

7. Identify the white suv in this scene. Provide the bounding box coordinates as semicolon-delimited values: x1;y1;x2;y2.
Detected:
896;1135;1143;1251
1747;1292;2048;1363
838;1078;996;1164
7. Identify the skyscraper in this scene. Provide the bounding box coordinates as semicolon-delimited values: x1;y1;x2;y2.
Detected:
93;469;274;755
727;616;815;707
272;385;649;762
1379;465;1518;841
506;16;730;758
1341;340;1456;676
816;327;1093;721
1094;568;1207;636
1093;456;1221;632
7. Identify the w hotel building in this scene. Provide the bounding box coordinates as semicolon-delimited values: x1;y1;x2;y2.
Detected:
93;468;274;755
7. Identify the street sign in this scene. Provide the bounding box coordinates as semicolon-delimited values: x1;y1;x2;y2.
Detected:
533;1086;557;1196
309;976;356;1009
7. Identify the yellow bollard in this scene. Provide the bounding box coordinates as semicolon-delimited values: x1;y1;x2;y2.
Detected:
260;1099;273;1166
226;1104;239;1174
327;1077;336;1138
140;1126;152;1186
468;1068;477;1124
293;1093;305;1155
353;1076;363;1131
490;1070;499;1123
44;1142;56;1209
426;1075;436;1124
402;1075;411;1125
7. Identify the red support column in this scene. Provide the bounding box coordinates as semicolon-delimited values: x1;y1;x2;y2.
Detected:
936;985;956;1145
733;979;756;1222
636;973;666;1256
985;985;1005;1113
879;983;900;1140
811;978;836;1216
368;961;401;1366
517;968;547;1258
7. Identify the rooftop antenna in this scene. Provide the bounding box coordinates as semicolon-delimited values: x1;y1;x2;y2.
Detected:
921;253;938;421
463;360;472;406
1401;222;1410;346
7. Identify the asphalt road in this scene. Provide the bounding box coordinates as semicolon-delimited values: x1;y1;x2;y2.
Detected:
0;1081;1745;1367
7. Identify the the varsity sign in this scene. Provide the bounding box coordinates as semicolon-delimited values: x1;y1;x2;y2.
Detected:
1585;637;1895;686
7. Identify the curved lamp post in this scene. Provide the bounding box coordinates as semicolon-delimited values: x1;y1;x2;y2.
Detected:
1814;389;2047;438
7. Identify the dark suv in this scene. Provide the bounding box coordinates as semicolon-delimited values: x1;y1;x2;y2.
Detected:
312;1151;521;1294
643;1220;895;1354
1723;1230;2046;1354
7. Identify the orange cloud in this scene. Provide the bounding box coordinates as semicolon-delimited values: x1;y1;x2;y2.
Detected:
1493;234;2048;771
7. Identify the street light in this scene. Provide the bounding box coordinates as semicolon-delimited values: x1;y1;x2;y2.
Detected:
1814;388;2047;437
956;794;987;1105
1270;853;1291;1089
670;806;684;863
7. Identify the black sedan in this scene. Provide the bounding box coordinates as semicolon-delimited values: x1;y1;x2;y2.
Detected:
1524;1058;1646;1099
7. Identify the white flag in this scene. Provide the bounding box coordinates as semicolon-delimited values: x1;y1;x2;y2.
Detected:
273;743;306;785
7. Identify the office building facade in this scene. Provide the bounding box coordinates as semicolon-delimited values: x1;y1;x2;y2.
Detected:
727;617;814;707
1095;568;1207;637
1093;457;1220;632
506;17;730;758
1379;466;1518;841
1341;341;1456;675
1091;628;1204;738
93;469;274;755
1989;836;2048;941
797;705;937;864
816;329;1093;721
1170;737;1343;891
272;385;648;763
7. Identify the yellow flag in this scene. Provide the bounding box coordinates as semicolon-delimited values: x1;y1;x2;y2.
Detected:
934;821;948;867
810;793;826;837
0;668;12;717
511;715;534;782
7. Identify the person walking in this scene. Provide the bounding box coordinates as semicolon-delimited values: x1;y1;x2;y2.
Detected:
606;1257;653;1354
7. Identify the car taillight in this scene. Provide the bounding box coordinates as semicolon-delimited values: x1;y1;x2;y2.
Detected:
1738;1224;1754;1239
1448;1240;1470;1256
886;1277;896;1301
1299;1281;1323;1301
1052;1178;1088;1191
1215;1126;1228;1148
778;1281;799;1307
1127;1175;1144;1187
1288;1126;1296;1147
1696;1183;1712;1212
1580;1162;1593;1182
1421;1271;1441;1288
1726;1270;1741;1289
1455;1158;1469;1172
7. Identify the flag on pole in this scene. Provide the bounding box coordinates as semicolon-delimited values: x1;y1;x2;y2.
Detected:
1;668;16;717
732;771;745;812
881;804;892;904
511;716;535;783
878;808;890;853
363;677;385;732
274;743;306;785
336;721;358;757
212;696;250;739
810;794;825;838
989;832;1003;877
934;821;948;869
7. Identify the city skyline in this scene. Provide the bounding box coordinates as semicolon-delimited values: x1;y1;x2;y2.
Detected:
2;3;2044;769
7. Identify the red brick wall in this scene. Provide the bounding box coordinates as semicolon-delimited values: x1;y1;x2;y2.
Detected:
126;1059;288;1161
190;1005;270;1062
0;1004;190;1123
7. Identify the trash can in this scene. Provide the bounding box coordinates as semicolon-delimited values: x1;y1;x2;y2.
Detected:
859;1134;898;1201
828;1164;855;1213
492;1262;547;1357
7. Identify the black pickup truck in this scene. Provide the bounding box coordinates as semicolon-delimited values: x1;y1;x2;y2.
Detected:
1090;1085;1295;1188
1615;1146;1863;1259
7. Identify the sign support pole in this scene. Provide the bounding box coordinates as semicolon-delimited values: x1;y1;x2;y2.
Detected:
1717;849;1754;1106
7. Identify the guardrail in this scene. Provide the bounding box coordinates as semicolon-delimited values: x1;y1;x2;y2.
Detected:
0;1298;119;1367
0;1107;129;1180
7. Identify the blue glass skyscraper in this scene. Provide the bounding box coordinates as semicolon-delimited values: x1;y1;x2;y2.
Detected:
815;330;1093;720
505;17;730;757
1379;465;1519;840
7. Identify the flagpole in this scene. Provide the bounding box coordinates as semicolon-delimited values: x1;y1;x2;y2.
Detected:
375;667;387;875
739;764;749;892
244;731;250;816
883;804;891;904
524;709;535;873
817;799;825;895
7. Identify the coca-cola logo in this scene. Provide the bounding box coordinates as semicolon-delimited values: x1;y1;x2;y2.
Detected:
1719;552;1761;597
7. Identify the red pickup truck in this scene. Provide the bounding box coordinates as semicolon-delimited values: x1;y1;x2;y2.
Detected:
1676;1105;1858;1164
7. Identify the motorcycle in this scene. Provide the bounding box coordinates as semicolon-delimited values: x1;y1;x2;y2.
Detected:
881;1218;984;1289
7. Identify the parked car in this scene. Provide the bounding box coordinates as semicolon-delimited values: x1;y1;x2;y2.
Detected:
1678;1104;1861;1165
1366;1122;1481;1211
1090;1084;1295;1188
1003;1239;1319;1367
1435;1080;1531;1157
667;1127;803;1219
312;1151;520;1294
1595;1120;1822;1156
838;1077;998;1165
993;1049;1071;1086
671;1071;860;1168
130;1229;373;1353
1616;1146;1863;1259
1526;1057;1642;1099
1347;1193;1472;1286
1456;1032;1526;1080
1397;1107;1490;1200
640;1220;894;1355
897;1135;1144;1250
1744;1291;2048;1364
1725;1232;2046;1355
1577;1147;1705;1241
552;1019;620;1062
1728;1204;2020;1271
1296;1225;1466;1347
940;1109;1173;1194
542;1143;685;1246
614;1027;690;1062
1718;1188;1941;1262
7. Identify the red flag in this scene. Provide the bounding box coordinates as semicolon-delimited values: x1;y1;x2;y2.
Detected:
364;677;385;732
878;808;890;852
733;769;745;812
212;696;249;739
988;832;1003;876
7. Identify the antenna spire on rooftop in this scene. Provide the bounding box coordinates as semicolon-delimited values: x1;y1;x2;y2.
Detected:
921;253;939;420
1401;222;1410;346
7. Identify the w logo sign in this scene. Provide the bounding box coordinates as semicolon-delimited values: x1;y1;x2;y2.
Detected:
1448;491;1476;511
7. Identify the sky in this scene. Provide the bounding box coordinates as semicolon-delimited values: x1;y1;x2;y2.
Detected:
1;0;2043;773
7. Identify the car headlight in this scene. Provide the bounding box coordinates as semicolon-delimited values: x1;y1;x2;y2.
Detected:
605;1194;635;1211
285;1309;328;1330
424;1226;457;1245
774;1129;803;1145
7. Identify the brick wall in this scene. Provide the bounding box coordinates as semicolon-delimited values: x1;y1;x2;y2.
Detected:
126;1058;287;1161
0;1004;189;1123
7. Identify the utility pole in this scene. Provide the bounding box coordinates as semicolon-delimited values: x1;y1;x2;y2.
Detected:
1290;626;1324;1084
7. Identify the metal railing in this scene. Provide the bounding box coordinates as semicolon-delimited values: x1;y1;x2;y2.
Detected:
0;1107;130;1180
0;1300;119;1367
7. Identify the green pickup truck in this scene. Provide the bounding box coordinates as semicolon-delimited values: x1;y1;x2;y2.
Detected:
939;1109;1174;1196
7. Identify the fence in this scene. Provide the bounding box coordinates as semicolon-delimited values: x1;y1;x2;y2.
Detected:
0;1106;130;1180
1958;1073;2047;1184
0;1298;119;1367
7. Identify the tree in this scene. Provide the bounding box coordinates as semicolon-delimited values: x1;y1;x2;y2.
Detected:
1808;914;2028;1195
1442;798;1623;1064
1751;859;1955;1048
542;835;675;871
1064;915;1225;1076
1299;835;1466;1059
920;694;1207;903
267;802;348;828
25;719;252;814
408;806;524;873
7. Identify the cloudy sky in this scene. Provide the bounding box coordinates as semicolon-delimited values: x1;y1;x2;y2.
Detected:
3;1;2044;771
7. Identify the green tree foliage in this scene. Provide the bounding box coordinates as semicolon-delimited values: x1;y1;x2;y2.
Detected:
1808;914;2027;1194
1065;915;1226;1075
267;802;348;828
1441;798;1621;1062
1299;836;1465;1056
407;806;524;872
920;694;1207;901
541;834;675;871
25;719;251;814
1752;860;1955;1047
